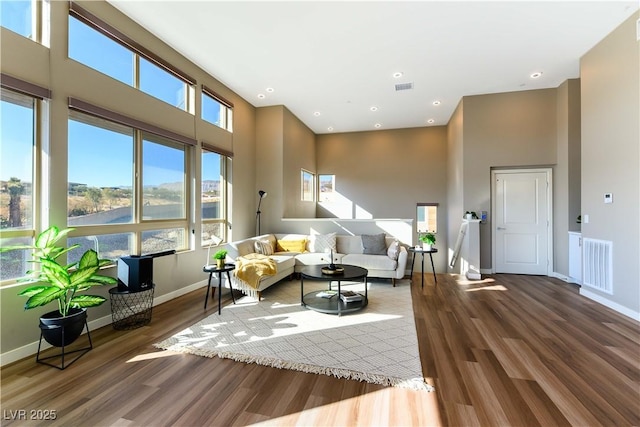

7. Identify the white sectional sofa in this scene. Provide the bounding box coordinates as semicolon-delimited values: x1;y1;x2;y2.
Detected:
221;232;408;299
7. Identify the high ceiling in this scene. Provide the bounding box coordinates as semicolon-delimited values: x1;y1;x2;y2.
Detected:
108;1;638;134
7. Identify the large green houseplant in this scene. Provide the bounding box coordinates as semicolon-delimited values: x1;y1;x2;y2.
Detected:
1;226;117;347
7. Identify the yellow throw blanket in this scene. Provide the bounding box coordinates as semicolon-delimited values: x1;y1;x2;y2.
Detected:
234;253;277;290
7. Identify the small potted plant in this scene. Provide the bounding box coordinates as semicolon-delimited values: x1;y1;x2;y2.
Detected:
213;249;228;269
0;226;117;350
419;232;436;250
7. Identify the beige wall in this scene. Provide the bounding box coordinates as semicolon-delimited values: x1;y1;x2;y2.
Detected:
580;12;639;314
313;127;449;271
283;107;317;219
446;101;465;271
1;1;258;354
255;106;285;234
461;89;559;270
554;79;582;276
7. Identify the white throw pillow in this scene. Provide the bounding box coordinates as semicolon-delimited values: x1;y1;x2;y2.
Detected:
254;239;274;255
310;233;337;253
387;240;400;260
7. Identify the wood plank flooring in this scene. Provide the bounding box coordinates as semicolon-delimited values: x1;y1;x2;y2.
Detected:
1;273;638;426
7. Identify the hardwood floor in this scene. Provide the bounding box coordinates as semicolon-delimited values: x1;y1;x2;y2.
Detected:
1;273;638;426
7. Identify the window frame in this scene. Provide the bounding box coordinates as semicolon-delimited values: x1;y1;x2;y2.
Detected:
0;85;45;283
301;169;315;202
318;174;335;203
68;3;193;112
201;145;229;247
66;102;194;258
417;202;439;234
0;0;46;44
201;85;234;132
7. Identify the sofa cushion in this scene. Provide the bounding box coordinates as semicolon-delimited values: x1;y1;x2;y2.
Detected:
361;233;387;255
310;232;337;253
277;239;307;253
254;239;274;255
336;235;363;254
342;254;397;270
269;254;296;270
387;240;400;260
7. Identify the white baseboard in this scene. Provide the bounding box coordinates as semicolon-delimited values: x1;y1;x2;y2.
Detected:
0;280;209;367
551;271;582;285
0;313;113;367
579;288;640;322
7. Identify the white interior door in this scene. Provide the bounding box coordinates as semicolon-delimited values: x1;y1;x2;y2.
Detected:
494;169;551;275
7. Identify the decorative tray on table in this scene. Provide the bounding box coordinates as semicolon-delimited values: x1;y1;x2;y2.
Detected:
321;265;344;275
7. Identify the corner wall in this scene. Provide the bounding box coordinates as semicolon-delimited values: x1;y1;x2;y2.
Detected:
461;89;559;270
554;79;581;277
580;12;640;317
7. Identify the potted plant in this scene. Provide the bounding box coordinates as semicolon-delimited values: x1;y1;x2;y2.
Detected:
0;226;117;348
213;249;228;269
419;232;436;250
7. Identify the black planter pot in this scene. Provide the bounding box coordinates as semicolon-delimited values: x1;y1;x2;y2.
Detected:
39;308;87;347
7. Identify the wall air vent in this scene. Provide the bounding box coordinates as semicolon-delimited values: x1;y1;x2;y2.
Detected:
395;82;413;91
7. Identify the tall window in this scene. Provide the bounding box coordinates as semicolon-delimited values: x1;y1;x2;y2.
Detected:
140;58;186;110
68;15;134;86
0;89;36;281
66;111;190;263
68;113;134;225
318;174;335;203
301;170;315;201
202;88;233;131
417;203;438;234
142;135;186;220
201;149;228;246
68;12;190;111
1;0;33;39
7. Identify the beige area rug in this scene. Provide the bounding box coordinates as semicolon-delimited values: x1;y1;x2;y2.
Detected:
154;278;433;391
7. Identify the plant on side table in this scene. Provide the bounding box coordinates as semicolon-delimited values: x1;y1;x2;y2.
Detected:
213;249;228;269
419;232;436;251
0;226;117;368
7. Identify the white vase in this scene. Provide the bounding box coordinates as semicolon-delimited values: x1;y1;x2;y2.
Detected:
422;243;432;251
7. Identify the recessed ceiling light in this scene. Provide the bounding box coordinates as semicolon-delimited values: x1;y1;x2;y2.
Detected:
313;111;321;117
427;119;435;124
432;100;441;106
530;72;543;79
327;126;334;132
266;87;274;93
393;72;403;78
370;106;378;112
257;93;265;99
374;123;382;128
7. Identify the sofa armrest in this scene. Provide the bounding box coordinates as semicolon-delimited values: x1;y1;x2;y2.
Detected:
394;246;408;279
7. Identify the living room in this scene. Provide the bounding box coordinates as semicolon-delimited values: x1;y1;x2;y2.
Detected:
1;1;638;424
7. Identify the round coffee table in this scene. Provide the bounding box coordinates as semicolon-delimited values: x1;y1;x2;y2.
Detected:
300;264;368;316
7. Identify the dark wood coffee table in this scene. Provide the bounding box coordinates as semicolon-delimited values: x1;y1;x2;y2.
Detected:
300;264;368;316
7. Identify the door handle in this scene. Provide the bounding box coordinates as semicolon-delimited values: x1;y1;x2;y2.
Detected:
497;227;506;230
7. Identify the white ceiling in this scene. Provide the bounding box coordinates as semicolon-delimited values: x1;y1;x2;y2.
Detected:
108;1;638;134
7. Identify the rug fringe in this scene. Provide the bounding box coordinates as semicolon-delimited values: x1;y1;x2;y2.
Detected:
153;341;434;392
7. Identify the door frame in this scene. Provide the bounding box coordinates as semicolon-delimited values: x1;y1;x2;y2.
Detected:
491;167;553;275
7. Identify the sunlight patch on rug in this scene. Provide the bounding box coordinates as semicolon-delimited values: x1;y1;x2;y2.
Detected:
154;279;433;391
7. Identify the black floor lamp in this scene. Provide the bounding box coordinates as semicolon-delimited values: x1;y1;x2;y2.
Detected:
256;190;267;235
